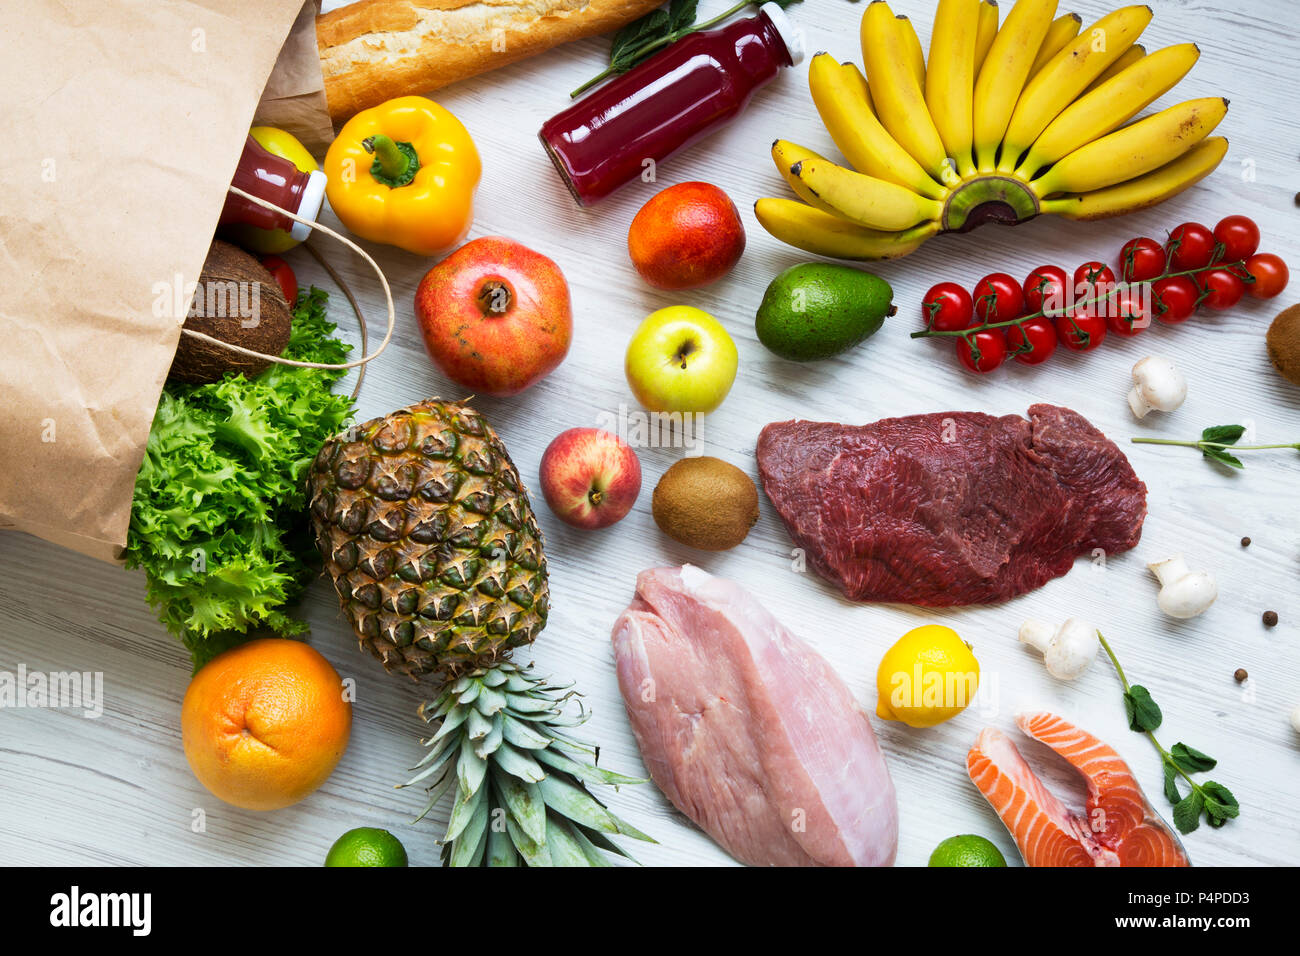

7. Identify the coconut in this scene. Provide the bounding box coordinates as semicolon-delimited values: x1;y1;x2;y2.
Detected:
169;240;292;384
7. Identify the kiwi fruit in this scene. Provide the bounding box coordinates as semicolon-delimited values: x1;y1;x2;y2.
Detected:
169;240;292;384
1266;304;1300;386
652;456;759;551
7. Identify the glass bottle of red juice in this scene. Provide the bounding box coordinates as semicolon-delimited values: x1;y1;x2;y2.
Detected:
539;2;805;206
219;134;327;241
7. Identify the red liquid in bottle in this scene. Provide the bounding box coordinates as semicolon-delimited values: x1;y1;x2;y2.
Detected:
540;3;804;205
219;135;326;240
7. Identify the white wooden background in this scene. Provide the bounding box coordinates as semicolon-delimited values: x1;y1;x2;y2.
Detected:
2;0;1298;867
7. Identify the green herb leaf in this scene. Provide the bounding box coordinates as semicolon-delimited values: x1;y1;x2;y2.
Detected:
1201;446;1245;469
1201;780;1240;820
1123;685;1163;732
666;0;699;32
1162;759;1181;804
1172;789;1204;834
1201;424;1246;445
609;8;671;71
1170;742;1217;774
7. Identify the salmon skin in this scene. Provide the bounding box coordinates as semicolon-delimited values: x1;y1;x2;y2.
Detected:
967;712;1190;867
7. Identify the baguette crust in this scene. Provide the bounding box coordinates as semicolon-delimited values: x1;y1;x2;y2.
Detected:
317;0;664;122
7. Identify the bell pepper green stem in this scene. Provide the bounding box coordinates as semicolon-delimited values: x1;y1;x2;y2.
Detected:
362;135;420;188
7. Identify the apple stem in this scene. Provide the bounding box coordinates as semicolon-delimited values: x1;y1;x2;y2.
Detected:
589;489;603;506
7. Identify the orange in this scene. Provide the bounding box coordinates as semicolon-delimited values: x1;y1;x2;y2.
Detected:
181;638;352;811
627;182;746;290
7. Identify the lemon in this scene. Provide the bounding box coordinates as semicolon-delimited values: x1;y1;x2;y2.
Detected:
928;834;1007;867
324;827;409;867
875;624;979;728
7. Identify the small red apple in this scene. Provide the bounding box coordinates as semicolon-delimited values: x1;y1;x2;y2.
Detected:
415;236;572;396
539;428;642;529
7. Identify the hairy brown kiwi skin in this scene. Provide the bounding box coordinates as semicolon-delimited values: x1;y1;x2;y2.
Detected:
1266;304;1300;386
652;456;759;551
169;240;292;384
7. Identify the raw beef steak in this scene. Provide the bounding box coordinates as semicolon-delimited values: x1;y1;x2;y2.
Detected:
756;404;1147;606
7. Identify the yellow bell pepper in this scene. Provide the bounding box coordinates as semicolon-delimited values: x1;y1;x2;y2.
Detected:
324;96;481;258
228;126;319;254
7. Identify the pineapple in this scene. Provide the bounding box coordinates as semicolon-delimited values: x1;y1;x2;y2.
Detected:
307;398;549;680
307;399;652;865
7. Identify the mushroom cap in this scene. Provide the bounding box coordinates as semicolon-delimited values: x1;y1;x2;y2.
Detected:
1130;355;1187;413
1156;569;1218;618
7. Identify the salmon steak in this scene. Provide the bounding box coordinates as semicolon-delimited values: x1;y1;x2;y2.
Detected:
967;712;1190;867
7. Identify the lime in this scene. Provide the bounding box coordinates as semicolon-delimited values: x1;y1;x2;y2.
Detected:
325;827;409;867
928;834;1008;867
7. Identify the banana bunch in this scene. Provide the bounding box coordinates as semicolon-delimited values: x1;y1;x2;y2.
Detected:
758;0;1229;261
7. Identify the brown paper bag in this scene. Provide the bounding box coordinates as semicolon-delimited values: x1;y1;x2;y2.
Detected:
0;0;309;562
254;1;337;155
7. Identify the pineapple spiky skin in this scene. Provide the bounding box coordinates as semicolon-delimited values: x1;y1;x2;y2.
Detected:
306;399;549;680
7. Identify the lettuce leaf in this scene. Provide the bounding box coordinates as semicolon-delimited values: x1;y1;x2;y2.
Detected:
124;287;354;670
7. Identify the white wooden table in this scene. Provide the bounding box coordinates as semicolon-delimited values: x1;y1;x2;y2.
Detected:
2;0;1298;867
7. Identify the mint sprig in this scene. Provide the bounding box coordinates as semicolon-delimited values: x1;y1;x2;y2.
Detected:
572;0;803;98
1097;632;1240;835
1132;424;1300;470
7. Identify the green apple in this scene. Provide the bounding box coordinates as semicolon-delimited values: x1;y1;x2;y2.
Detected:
624;306;738;414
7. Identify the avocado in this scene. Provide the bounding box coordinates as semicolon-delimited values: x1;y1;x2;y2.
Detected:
755;262;895;361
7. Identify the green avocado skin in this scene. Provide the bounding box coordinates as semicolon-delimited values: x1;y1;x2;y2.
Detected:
755;263;894;361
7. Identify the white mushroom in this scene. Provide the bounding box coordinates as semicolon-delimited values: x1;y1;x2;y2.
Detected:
1148;555;1218;618
1128;356;1187;419
1018;618;1099;680
1290;705;1300;735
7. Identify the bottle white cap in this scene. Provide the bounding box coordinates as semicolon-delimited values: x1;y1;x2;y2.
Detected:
760;2;806;66
291;168;328;242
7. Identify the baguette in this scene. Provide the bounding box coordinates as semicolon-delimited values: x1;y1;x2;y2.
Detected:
317;0;665;123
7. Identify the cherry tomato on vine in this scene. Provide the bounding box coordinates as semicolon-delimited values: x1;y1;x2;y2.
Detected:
1055;308;1107;352
1118;237;1166;282
921;282;976;332
1007;316;1058;365
1023;265;1069;317
1073;261;1117;307
1166;222;1216;271
1213;215;1260;262
1151;275;1199;324
1197;267;1246;310
1244;253;1289;299
973;272;1025;324
1105;290;1153;337
956;328;1008;373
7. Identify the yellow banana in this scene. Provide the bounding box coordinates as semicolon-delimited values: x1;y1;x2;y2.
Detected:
792;155;945;231
1040;136;1228;220
1028;13;1081;79
973;0;1000;77
807;53;949;201
861;1;958;186
1084;43;1145;93
896;14;927;92
755;197;940;260
997;4;1152;173
926;0;981;179
1031;97;1228;197
971;0;1058;172
1017;43;1200;177
771;139;826;206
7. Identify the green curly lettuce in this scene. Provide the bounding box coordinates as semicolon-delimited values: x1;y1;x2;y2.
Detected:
124;287;354;669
